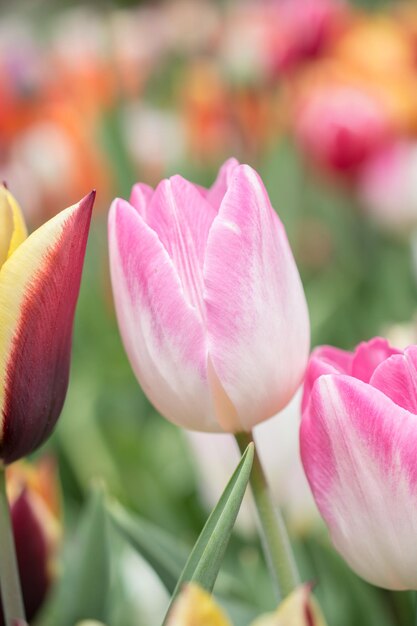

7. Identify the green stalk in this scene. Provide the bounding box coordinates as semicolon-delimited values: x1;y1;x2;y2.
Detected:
235;432;299;601
0;469;25;625
414;591;417;626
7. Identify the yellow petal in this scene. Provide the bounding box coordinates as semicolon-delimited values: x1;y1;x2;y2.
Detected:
167;584;232;626
0;187;27;266
251;586;327;626
0;192;13;267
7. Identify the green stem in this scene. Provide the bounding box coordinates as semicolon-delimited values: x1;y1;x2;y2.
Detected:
235;432;299;601
0;469;25;626
414;591;417;626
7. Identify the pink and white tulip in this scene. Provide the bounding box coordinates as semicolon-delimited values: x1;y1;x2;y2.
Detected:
108;159;310;433
301;337;417;589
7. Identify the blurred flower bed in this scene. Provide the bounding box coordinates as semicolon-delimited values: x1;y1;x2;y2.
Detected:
2;1;417;625
3;0;417;221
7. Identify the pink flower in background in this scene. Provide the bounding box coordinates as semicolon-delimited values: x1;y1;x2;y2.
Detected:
294;85;392;177
359;141;417;230
186;391;318;536
109;158;310;433
300;337;417;589
268;0;349;75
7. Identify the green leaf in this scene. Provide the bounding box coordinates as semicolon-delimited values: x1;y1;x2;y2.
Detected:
108;500;189;593
108;501;252;606
108;444;253;624
164;442;254;621
45;486;111;626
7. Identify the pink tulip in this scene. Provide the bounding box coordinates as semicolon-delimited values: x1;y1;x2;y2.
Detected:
294;85;391;177
267;0;348;75
109;159;310;432
300;337;417;589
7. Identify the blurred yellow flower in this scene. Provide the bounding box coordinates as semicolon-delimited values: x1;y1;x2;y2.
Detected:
167;584;232;626
251;586;327;626
332;15;417;133
168;584;327;626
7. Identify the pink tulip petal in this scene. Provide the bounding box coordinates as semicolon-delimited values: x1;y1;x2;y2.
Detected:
370;345;417;414
193;183;208;198
351;337;401;383
205;157;240;211
302;345;353;412
129;183;154;219
301;374;417;589
204;164;310;430
145;176;217;318
109;199;218;432
302;338;401;412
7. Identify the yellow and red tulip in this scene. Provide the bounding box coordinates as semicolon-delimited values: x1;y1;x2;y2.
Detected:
0;186;94;464
0;457;61;625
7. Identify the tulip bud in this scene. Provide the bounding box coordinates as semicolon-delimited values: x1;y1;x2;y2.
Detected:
109;159;309;433
0;457;61;625
0;187;94;464
251;585;326;626
301;337;417;589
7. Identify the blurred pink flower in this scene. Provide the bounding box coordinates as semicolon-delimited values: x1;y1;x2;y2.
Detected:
267;0;349;75
359;141;417;230
300;337;417;589
109;158;309;433
294;85;392;177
